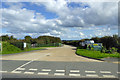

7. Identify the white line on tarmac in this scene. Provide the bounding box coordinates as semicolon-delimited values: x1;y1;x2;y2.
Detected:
24;72;34;74
17;60;34;68
0;71;7;73
11;57;41;72
100;71;111;73
56;70;65;72
41;69;51;71
117;72;120;74
38;72;48;75
29;69;38;71
69;73;80;76
86;74;98;77
85;71;96;73
103;75;115;78
70;70;80;72
17;68;25;70
11;71;21;73
54;73;65;76
12;60;34;72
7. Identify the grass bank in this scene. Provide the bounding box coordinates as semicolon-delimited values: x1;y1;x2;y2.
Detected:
76;49;120;59
1;42;44;55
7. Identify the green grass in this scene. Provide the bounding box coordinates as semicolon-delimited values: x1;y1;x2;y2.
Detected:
76;49;120;59
1;42;44;55
1;42;61;55
1;42;22;54
23;47;44;52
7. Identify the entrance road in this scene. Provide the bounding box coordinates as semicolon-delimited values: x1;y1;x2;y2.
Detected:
2;45;102;62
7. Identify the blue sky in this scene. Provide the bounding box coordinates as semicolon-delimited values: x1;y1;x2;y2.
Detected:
2;2;58;19
22;2;58;19
1;1;118;40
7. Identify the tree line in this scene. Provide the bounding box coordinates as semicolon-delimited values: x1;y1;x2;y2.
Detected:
63;35;120;53
0;35;62;44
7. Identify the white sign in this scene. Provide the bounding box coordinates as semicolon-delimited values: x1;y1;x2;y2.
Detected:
24;43;27;48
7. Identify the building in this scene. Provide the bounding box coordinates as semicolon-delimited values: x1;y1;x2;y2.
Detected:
79;40;94;46
79;40;102;51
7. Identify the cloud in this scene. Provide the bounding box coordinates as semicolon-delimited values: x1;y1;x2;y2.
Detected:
1;5;64;35
79;32;84;36
34;1;118;28
1;1;118;39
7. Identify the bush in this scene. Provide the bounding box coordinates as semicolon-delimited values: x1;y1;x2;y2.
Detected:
77;46;84;49
35;43;61;47
105;50;111;53
101;47;106;53
2;42;22;54
118;44;120;53
101;47;118;54
24;43;31;49
10;42;24;50
111;47;117;54
91;47;94;50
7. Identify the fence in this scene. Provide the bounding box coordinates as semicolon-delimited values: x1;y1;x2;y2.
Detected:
10;42;62;49
33;43;62;47
10;42;31;50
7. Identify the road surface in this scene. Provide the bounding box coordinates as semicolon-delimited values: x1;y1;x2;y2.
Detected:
1;45;102;62
0;45;119;79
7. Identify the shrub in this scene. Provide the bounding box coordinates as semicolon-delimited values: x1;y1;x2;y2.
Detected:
2;42;22;54
10;42;24;50
111;47;117;54
101;47;106;53
77;46;84;49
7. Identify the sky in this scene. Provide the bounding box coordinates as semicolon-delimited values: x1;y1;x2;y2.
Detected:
0;0;119;40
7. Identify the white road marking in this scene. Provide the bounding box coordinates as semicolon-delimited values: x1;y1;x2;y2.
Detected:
69;73;80;76
56;70;65;72
11;71;21;73
103;75;115;78
12;60;34;72
38;72;48;75
41;69;51;71
0;71;7;73
16;60;34;68
70;70;80;72
29;69;38;71
117;72;120;74
100;71;111;73
54;73;65;76
17;68;25;70
85;71;96;73
24;72;34;74
86;74;98;77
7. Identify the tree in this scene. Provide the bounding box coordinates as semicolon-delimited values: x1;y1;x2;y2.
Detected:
24;36;32;43
1;35;10;41
37;36;62;44
91;37;100;43
100;36;117;49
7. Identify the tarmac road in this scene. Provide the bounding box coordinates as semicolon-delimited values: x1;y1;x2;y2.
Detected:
1;45;102;62
0;45;119;79
1;60;119;79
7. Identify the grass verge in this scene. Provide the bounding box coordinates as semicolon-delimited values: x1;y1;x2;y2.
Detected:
76;49;120;59
1;42;44;55
2;47;44;55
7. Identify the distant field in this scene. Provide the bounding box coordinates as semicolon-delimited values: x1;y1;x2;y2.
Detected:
76;49;120;59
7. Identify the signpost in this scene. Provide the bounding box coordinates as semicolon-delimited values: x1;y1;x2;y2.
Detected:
24;43;27;48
